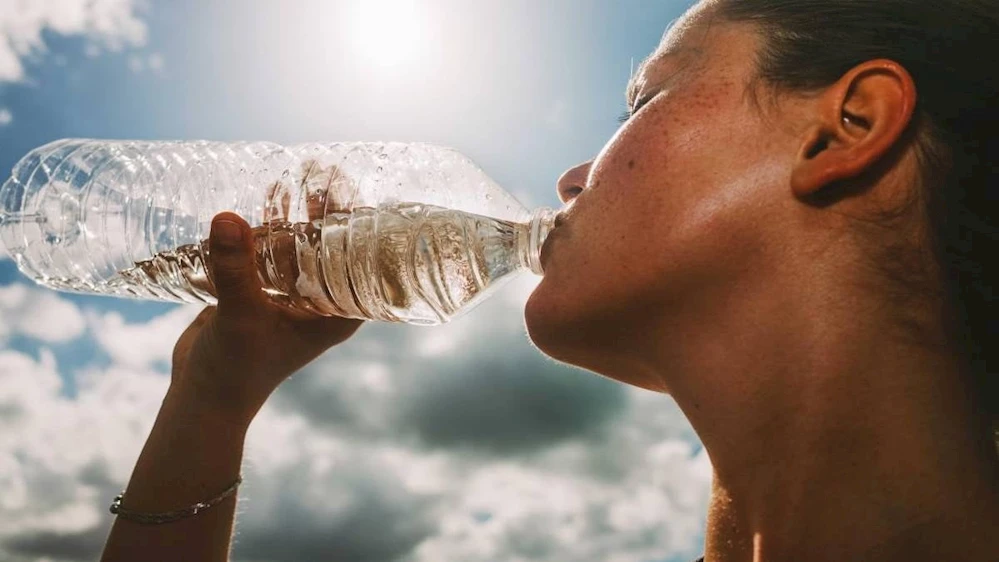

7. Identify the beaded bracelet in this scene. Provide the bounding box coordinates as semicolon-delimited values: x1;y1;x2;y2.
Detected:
109;475;243;524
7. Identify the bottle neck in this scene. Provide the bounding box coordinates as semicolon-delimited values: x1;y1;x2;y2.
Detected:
520;207;557;276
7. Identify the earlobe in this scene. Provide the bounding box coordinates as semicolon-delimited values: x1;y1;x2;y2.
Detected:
790;59;917;201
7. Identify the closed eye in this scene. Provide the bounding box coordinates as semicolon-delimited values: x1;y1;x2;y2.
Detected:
617;93;656;125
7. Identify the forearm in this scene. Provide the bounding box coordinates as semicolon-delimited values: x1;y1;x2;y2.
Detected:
101;383;253;562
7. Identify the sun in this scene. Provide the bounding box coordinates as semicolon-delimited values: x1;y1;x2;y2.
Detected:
347;0;429;71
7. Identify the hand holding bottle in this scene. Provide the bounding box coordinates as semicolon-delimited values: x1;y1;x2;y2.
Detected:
169;212;363;422
1;140;556;325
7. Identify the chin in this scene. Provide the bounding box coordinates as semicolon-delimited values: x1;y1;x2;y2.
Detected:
525;281;669;393
524;282;621;371
524;286;560;354
524;280;581;364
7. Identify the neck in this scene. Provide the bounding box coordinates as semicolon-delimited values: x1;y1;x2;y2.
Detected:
658;285;999;562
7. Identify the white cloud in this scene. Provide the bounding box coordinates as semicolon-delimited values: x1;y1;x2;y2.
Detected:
0;284;86;343
236;398;710;562
0;0;148;83
126;54;143;72
236;275;710;562
0;349;168;559
147;52;163;71
408;408;711;562
0;275;711;562
88;305;202;369
127;52;163;74
0;107;11;126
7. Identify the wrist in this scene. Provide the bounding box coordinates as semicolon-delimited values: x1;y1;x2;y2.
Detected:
164;380;261;433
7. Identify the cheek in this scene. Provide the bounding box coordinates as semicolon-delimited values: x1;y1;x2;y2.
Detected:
527;81;780;349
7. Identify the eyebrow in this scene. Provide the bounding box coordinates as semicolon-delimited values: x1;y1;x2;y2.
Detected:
624;48;700;109
626;16;687;108
625;59;649;110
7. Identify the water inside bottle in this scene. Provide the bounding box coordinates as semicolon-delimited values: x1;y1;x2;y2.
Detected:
105;202;528;324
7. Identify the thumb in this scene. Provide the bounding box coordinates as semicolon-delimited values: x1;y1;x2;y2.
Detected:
207;212;263;307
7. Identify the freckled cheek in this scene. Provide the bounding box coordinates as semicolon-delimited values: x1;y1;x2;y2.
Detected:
582;92;736;238
582;145;676;246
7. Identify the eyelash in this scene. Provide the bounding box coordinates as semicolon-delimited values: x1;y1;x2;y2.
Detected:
617;94;654;124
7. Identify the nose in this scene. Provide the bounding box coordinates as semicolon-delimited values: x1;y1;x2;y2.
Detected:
556;160;593;204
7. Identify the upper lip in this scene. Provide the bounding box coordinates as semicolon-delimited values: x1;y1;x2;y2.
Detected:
540;212;567;271
554;201;575;228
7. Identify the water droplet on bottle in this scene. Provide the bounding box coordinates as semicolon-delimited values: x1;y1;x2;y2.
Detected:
485;194;493;201
379;153;388;160
377;166;384;173
282;170;290;178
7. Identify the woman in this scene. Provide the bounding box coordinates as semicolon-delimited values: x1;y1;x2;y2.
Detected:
101;0;999;560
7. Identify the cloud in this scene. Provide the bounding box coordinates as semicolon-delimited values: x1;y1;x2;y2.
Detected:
88;305;202;369
411;439;711;562
126;52;164;73
0;276;711;562
126;53;143;72
0;108;11;126
0;0;148;83
0;283;86;343
0;350;169;561
273;276;627;454
147;52;163;71
236;427;440;562
234;276;709;561
396;349;626;454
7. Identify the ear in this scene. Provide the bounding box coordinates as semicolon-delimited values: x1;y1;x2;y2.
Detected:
790;59;917;199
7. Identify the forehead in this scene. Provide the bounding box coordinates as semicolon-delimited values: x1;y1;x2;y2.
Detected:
627;3;750;103
659;1;715;55
626;14;707;104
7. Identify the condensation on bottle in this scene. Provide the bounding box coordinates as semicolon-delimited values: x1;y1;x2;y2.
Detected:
0;140;557;325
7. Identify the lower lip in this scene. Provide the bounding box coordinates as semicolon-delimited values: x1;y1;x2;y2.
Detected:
540;225;563;271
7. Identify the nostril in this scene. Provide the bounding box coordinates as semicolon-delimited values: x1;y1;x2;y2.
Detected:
556;160;593;203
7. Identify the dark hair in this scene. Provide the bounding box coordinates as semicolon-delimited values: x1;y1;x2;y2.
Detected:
713;0;999;439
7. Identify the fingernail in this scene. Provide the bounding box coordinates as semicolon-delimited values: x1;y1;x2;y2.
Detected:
213;219;243;248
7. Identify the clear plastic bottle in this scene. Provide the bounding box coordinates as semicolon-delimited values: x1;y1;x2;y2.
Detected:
0;139;557;325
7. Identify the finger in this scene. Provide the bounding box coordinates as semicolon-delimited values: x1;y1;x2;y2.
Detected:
306;185;326;222
281;190;290;220
264;181;282;223
208;212;264;308
327;165;353;212
308;163;339;221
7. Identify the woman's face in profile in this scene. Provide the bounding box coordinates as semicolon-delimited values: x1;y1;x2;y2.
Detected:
527;1;799;388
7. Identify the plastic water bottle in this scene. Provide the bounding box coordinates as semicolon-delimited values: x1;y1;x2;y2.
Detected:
0;139;557;325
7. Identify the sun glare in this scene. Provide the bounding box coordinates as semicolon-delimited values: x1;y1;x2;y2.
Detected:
348;0;428;71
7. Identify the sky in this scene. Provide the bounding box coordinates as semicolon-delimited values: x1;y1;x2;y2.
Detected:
0;1;712;561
